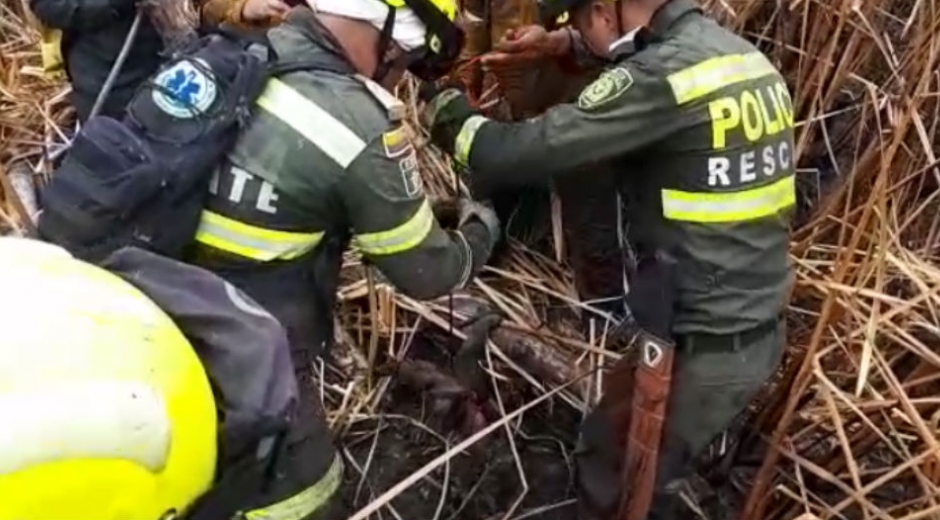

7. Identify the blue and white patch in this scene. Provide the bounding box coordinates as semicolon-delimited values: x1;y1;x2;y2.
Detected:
151;58;218;118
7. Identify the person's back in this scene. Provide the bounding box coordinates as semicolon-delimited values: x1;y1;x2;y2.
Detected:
609;3;794;335
29;0;164;121
190;0;499;363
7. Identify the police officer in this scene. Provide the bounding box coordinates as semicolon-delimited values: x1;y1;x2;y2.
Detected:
0;237;339;520
421;0;794;518
190;0;498;360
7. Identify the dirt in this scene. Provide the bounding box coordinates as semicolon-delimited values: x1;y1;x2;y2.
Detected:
335;331;582;520
340;387;580;520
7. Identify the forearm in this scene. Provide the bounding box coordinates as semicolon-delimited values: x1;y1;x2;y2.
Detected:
369;226;477;301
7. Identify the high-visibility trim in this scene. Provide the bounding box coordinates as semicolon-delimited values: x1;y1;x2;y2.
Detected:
661;175;795;223
454;115;490;167
195;210;323;262
666;52;778;105
353;199;435;255
256;78;366;168
244;455;343;520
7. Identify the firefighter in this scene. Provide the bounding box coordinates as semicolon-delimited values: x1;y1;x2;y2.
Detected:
421;0;793;518
0;236;342;520
188;0;499;396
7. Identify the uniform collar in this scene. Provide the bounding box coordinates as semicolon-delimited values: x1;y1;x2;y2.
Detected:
647;0;702;37
280;7;357;72
609;0;702;59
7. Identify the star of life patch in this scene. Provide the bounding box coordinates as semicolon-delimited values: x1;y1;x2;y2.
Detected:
382;127;413;159
152;58;218;118
578;67;634;110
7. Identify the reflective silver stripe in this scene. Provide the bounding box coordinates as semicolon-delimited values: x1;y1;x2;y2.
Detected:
194;211;323;262
455;115;490;167
661;175;796;223
666;52;778;105
352;199;435;255
244;455;344;520
256;78;367;168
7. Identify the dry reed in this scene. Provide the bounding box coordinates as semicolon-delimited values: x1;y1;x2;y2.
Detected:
3;0;940;518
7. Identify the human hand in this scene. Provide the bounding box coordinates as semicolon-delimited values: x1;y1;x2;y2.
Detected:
241;0;289;21
420;87;476;155
458;199;500;247
481;25;571;68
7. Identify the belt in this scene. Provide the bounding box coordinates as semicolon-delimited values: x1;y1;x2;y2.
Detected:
676;317;781;354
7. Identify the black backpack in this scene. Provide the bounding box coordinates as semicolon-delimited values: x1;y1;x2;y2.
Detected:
37;27;348;264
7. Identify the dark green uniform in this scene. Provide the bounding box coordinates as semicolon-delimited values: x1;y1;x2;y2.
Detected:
190;9;496;361
431;0;792;517
187;11;497;518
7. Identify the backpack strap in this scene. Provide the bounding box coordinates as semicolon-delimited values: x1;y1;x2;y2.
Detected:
267;57;352;77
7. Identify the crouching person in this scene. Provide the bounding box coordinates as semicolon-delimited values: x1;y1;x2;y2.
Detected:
0;237;343;520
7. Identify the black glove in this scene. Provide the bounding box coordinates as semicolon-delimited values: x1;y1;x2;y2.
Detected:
624;250;677;341
420;87;478;157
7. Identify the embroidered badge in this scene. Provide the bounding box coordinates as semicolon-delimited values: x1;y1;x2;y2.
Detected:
152;58;218;118
578;67;634;110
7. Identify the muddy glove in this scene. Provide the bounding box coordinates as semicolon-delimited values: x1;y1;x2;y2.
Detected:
420;85;478;157
455;199;501;281
458;199;500;250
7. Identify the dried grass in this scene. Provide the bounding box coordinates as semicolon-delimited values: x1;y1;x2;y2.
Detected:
3;0;940;518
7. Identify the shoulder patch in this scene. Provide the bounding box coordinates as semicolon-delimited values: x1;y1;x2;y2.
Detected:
381;126;423;198
399;152;423;198
382;126;413;159
152;58;218;118
355;74;406;122
578;67;634;110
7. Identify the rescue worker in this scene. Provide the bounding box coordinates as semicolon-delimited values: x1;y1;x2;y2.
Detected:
190;0;499;364
0;236;341;520
421;0;794;517
29;0;163;121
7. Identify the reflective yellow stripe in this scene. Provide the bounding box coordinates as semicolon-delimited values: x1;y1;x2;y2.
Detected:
661;175;795;223
455;115;489;167
353;199;434;255
667;52;778;105
194;211;323;261
256;78;366;168
244;455;343;520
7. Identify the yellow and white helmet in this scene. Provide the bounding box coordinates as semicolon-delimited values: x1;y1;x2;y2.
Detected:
380;0;463;80
0;238;217;520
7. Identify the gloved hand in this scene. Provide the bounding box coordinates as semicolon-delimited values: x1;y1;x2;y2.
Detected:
420;86;478;157
624;250;678;341
458;198;501;249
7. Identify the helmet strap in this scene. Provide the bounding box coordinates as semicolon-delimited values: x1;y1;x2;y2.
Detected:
372;7;397;83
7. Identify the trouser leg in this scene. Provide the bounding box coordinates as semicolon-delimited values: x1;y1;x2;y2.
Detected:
186;351;345;520
647;321;785;520
575;320;784;520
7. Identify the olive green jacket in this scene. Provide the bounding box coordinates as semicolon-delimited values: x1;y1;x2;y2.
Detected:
448;0;794;334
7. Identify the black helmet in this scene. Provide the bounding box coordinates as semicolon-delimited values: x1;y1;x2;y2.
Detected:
536;0;585;29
